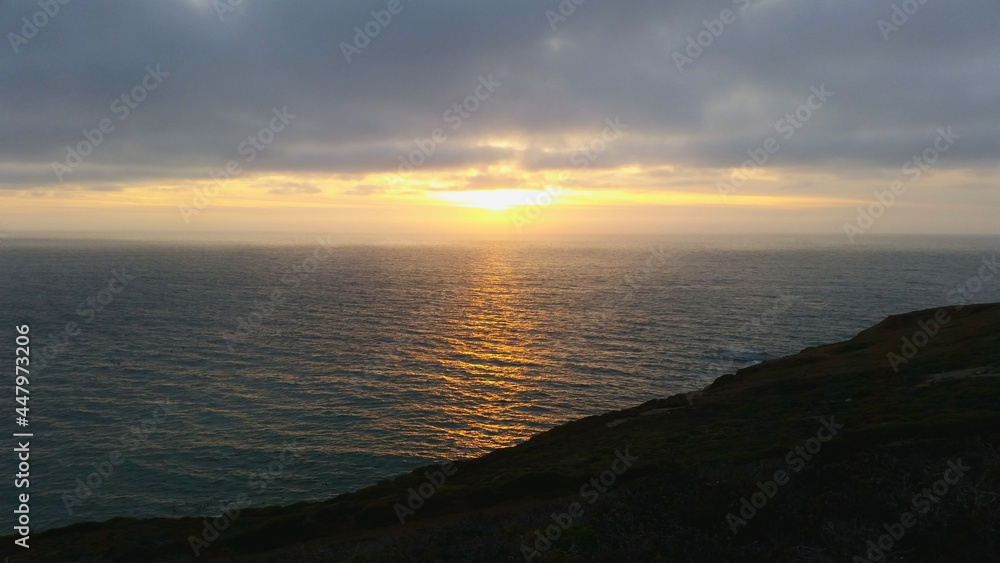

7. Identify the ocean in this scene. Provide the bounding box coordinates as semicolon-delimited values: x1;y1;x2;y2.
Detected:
2;234;999;532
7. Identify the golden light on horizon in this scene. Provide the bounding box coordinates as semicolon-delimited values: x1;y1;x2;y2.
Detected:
430;189;548;211
0;159;918;235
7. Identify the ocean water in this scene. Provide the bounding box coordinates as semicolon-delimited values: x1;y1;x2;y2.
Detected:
1;234;999;532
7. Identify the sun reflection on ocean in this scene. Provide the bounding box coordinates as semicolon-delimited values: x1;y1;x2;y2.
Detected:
419;245;551;455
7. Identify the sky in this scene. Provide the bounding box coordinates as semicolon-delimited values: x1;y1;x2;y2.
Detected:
1;0;998;237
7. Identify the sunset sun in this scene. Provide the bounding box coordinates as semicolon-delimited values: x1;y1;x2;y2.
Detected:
431;189;545;211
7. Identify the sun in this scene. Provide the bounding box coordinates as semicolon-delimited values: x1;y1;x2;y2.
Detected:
431;189;545;211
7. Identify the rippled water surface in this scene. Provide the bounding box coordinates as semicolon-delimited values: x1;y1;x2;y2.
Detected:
2;234;999;531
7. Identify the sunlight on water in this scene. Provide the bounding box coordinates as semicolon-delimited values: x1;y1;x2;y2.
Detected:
0;235;998;531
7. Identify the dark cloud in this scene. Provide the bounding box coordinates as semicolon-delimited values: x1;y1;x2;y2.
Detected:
0;0;998;190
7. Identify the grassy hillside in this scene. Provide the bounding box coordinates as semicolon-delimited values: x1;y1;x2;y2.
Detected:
5;303;1000;562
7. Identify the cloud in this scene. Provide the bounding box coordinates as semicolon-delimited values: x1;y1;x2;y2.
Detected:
0;0;997;197
83;184;124;192
267;182;321;195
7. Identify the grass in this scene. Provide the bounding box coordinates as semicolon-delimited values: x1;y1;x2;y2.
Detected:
4;303;1000;562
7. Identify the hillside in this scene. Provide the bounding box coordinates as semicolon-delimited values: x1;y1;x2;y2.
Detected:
5;303;1000;562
